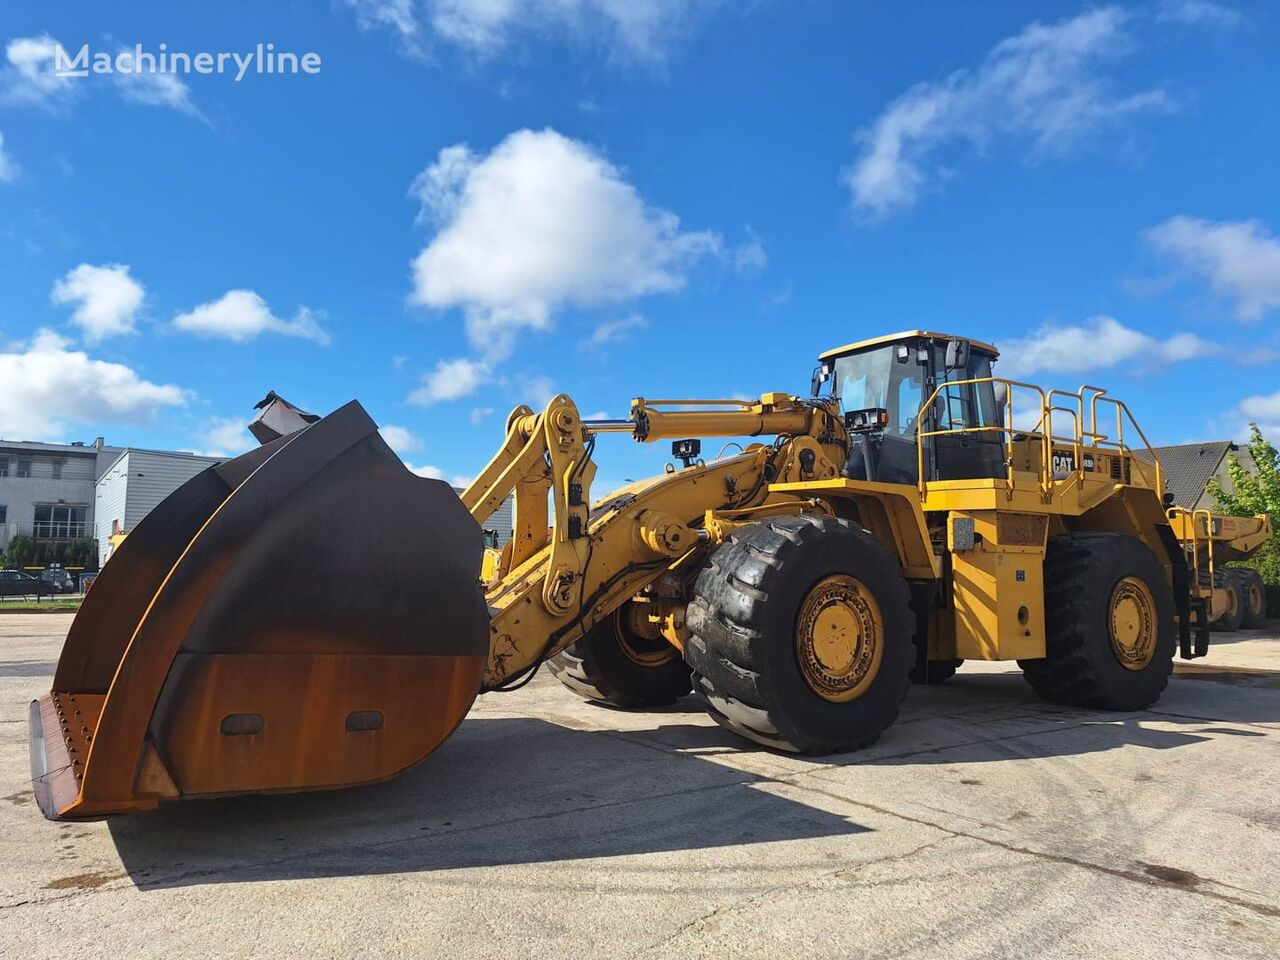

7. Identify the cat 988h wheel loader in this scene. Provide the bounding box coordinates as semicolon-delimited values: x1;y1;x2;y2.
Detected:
28;330;1272;820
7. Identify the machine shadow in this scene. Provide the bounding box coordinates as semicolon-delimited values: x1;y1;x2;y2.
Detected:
108;715;870;890
624;669;1280;762
107;667;1276;889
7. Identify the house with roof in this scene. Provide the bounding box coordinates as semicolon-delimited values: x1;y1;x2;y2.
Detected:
1146;441;1256;511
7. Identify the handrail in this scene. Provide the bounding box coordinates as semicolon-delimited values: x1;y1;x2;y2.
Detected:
1169;506;1216;609
915;376;1051;500
914;376;1166;505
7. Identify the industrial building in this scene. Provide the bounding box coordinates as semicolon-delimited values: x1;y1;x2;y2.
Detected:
94;449;226;562
0;437;123;557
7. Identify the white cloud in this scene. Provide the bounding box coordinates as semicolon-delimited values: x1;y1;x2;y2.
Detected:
346;0;708;64
195;416;253;458
341;0;427;57
844;8;1173;219
408;356;490;405
1239;391;1280;435
410;128;719;359
588;313;648;347
2;35;200;117
1155;0;1244;27
51;263;146;342
2;36;75;109
731;228;767;272
1145;216;1280;321
516;373;556;408
469;406;495;424
0;130;16;182
113;66;201;118
0;329;187;440
173;290;331;344
379;423;423;454
407;462;473;487
999;316;1216;377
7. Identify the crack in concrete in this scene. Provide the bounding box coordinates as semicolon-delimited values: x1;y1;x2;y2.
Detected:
784;780;1280;920
630;834;954;956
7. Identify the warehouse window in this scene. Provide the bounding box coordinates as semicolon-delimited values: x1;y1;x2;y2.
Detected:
33;504;88;539
16;459;31;478
51;460;64;479
0;459;8;477
0;505;7;524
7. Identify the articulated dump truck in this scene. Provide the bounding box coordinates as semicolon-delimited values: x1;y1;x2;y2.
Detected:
28;331;1272;821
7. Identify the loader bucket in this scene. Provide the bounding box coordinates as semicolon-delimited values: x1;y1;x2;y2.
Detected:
29;400;490;820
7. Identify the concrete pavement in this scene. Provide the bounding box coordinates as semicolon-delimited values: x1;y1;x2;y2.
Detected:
1;613;1277;959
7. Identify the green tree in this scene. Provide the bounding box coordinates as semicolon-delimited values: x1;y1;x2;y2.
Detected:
1208;423;1279;586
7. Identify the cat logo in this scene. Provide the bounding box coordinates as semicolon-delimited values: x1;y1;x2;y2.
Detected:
1051;452;1095;474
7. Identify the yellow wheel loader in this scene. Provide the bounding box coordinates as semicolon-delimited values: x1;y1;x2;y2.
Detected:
28;331;1273;820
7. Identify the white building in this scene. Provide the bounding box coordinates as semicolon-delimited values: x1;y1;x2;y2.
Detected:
0;438;123;555
95;449;225;562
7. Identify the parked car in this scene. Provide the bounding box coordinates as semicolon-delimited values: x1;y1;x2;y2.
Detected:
0;569;54;598
39;569;77;594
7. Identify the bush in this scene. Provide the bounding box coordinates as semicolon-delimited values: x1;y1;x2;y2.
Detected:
5;535;35;568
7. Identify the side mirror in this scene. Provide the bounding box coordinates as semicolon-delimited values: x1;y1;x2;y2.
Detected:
810;363;832;397
944;338;970;371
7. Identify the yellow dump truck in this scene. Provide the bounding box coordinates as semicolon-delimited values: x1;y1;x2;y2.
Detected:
1166;508;1271;631
28;331;1273;821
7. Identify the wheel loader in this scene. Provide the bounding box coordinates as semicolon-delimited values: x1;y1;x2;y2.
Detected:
27;330;1274;821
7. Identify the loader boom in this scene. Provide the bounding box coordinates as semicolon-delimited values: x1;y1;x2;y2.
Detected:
462;393;848;687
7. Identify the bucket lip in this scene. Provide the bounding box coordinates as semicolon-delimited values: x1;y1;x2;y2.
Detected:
27;698;58;820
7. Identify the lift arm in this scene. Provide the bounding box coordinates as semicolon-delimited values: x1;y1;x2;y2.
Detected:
461;392;848;688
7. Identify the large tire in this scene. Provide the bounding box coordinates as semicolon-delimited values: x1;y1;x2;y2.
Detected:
910;658;963;684
1211;570;1243;632
685;515;915;755
1020;533;1175;711
547;602;692;708
1234;569;1267;629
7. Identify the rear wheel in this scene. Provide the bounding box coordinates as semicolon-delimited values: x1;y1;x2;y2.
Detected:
1020;533;1175;711
910;658;963;684
1211;570;1243;632
685;515;915;754
547;602;692;708
1234;569;1267;629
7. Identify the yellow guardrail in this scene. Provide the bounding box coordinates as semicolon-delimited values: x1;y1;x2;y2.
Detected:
914;378;1164;503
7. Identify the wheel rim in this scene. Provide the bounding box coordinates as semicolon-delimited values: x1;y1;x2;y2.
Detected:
615;605;679;667
1249;583;1263;617
1109;576;1157;671
795;575;883;702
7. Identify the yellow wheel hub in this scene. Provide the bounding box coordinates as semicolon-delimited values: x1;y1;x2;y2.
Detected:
1110;576;1157;671
1249;583;1264;617
795;575;882;702
616;605;679;667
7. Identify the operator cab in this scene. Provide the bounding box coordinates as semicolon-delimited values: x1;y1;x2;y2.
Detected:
813;330;1004;485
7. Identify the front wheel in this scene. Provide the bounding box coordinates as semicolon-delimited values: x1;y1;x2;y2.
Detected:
1020;533;1175;711
547;602;692;708
685;515;915;754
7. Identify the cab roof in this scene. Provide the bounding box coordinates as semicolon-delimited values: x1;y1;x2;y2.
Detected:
819;330;999;361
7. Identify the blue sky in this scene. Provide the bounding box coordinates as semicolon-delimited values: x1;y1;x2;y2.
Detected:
1;1;1278;488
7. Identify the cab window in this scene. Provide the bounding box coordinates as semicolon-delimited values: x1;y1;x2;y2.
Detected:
832;345;927;438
